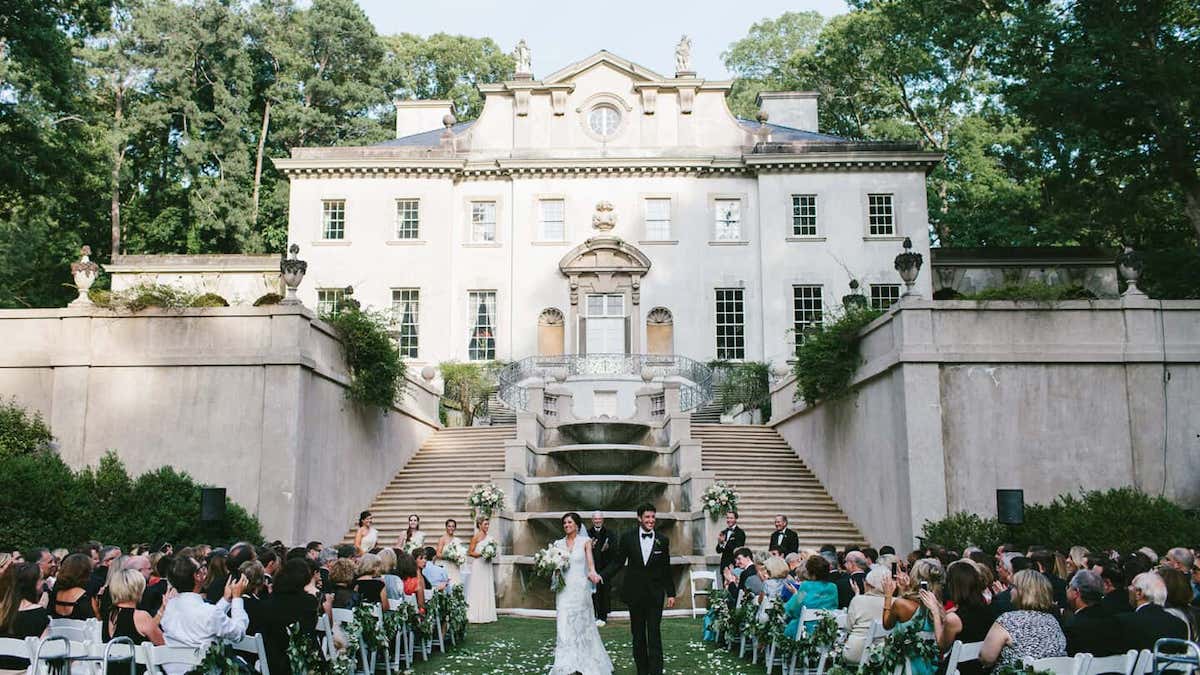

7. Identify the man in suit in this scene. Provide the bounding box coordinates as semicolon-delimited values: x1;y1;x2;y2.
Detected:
1063;570;1122;656
715;511;745;573
722;547;761;612
835;550;869;608
599;503;675;675
769;515;799;556
589;511;616;626
1116;571;1188;652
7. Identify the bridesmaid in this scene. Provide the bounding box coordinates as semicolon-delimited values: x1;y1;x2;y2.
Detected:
394;514;426;551
353;511;378;554
465;517;497;624
435;519;463;586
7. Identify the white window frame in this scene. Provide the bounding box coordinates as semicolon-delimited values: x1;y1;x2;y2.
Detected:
316;287;346;316
467;290;497;361
714;287;746;360
391;288;420;358
792;285;824;349
469;200;497;243
321;200;346;240
869;284;901;311
866;193;897;237
537;198;566;242
394;199;420;240
643;197;672;241
791;194;818;237
713;198;743;241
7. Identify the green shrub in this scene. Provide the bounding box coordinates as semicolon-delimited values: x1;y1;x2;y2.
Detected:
709;360;772;420
253;293;283;306
921;488;1200;553
792;307;883;406
120;283;198;312
439;361;503;427
323;308;407;410
961;282;1100;303
88;288;113;306
189;293;229;307
0;397;54;457
1140;248;1200;299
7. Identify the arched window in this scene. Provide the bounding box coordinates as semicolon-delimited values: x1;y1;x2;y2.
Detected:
538;308;565;356
646;307;673;355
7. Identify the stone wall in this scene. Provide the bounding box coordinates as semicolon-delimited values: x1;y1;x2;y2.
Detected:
769;297;1200;552
0;305;440;544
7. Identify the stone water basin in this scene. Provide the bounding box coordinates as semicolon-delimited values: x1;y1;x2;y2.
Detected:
555;421;651;446
541;444;663;475
522;475;678;512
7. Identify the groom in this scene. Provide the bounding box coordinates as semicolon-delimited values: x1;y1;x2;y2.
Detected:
597;503;675;675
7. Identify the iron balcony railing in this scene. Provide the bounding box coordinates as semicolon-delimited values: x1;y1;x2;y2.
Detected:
495;353;714;413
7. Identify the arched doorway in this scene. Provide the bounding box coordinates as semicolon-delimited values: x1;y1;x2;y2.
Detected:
537;308;565;356
558;236;652;355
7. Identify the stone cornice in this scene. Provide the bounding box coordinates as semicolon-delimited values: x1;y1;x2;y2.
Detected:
745;151;944;173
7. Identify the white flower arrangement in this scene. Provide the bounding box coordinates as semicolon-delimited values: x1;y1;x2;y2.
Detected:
701;481;740;519
467;483;506;519
532;542;571;592
402;531;426;554
441;540;466;565
479;540;498;562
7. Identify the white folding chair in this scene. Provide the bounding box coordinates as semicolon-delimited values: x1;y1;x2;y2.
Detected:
945;640;984;675
740;595;760;660
331;608;373;675
1026;653;1092;675
144;645;205;675
48;618;101;645
866;619;892;642
0;637;32;672
690;571;718;618
230;633;270;675
315;613;335;659
30;635;92;675
785;609;847;675
93;636;150;675
1152;639;1200;675
363;604;392;675
425;592;445;654
1130;650;1154;675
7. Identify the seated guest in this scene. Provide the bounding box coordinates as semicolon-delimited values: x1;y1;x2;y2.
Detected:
1064;570;1122;657
937;560;995;665
353;553;390;610
418;547;448;592
377;548;404;603
885;559;944;675
836;551;870;608
784;554;838;639
1158;566;1198;641
1066;546;1091;577
396;552;425;614
1117;571;1187;651
102;568;165;670
991;554;1034;614
843;565;890;664
259;559;322;675
203;549;230;604
141;554;171;616
0;563;50;670
756;557;790;623
239;561;268;638
51;553;96;619
160;556;248;675
1030;549;1068;611
1097;560;1133;615
980;570;1067;669
722;548;761;612
327;559;358;610
255;547;279;598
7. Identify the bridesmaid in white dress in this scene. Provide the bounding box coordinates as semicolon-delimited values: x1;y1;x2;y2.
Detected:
435;518;463;585
353;511;379;554
394;513;426;551
466;517;497;623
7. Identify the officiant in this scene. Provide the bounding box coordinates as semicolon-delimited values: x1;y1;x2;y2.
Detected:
589;511;615;625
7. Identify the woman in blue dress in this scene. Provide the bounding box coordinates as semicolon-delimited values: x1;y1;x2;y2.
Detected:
783;554;840;639
882;558;945;675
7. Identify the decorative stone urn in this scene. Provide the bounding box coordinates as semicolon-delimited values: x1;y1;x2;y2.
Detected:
842;279;868;309
420;365;437;382
591;201;617;232
69;246;100;307
279;244;307;305
1116;245;1145;297
894;237;924;297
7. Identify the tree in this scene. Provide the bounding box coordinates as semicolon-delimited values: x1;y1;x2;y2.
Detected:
380;33;514;122
721;11;825;118
0;397;54;456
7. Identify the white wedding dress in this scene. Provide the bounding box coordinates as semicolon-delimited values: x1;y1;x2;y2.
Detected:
549;536;613;675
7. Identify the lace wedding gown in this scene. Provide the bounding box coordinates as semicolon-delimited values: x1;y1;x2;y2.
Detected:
466;536;496;623
549;537;613;675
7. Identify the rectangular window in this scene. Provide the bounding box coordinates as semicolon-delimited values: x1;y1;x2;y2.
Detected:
395;199;420;239
792;194;817;236
870;284;901;311
792;285;824;349
644;198;671;240
467;290;497;361
868;193;895;236
470;201;497;242
538;199;565;241
316;288;345;316
715;288;746;360
391;288;420;358
714;199;742;241
322;200;345;240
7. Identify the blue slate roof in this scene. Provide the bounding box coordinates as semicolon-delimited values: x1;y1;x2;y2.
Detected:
736;118;853;143
374;121;476;147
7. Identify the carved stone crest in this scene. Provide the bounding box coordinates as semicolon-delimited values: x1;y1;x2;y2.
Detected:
592;201;617;231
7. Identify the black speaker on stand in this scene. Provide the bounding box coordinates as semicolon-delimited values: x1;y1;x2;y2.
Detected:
200;487;226;523
997;489;1025;527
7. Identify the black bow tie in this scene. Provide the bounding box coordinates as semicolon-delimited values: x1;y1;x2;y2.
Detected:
641;533;654;539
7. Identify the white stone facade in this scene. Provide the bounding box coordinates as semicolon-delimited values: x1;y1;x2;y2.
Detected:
274;51;940;368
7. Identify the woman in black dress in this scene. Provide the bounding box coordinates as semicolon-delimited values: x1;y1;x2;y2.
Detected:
260;559;323;675
0;563;50;670
51;553;96;619
352;553;389;611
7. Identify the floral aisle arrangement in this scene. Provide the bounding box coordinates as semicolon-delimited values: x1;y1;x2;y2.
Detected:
479;539;498;561
704;587;732;641
701;481;740;519
843;621;939;675
286;613;363;675
467;483;505;518
402;531;426;554
532;542;571;592
441;540;467;565
432;584;470;641
353;604;384;655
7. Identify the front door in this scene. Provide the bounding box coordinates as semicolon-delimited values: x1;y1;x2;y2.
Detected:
584;293;626;354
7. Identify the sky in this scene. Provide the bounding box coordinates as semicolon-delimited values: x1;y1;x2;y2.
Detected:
358;0;849;80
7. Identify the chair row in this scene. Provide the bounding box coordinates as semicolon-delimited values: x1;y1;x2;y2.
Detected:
0;632;269;675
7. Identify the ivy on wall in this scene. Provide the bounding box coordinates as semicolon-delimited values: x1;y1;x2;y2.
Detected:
791;307;883;406
323;308;407;411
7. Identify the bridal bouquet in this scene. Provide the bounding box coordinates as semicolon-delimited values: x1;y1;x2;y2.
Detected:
479;540;498;562
701;481;740;519
532;543;570;592
441;540;466;565
467;483;505;519
402;532;425;554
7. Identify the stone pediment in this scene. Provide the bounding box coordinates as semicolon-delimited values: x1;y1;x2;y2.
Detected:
558;236;651;276
541;50;668;86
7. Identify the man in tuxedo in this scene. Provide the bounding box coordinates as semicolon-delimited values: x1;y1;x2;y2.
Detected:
715;511;745;573
599;503;675;675
1116;572;1188;652
722;548;762;612
588;511;616;626
769;515;800;556
1063;570;1122;656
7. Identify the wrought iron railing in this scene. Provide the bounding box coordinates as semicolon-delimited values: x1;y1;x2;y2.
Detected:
495;353;714;413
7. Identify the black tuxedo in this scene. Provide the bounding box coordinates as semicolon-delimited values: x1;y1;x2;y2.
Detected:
1116;604;1189;652
601;528;675;675
1065;604;1123;657
769;528;800;556
715;525;745;571
589;525;616;621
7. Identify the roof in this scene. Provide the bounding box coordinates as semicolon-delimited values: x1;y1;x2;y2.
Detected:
736;118;852;144
373;121;475;147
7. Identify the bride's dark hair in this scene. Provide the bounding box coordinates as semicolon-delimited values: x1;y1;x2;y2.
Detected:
562;512;583;532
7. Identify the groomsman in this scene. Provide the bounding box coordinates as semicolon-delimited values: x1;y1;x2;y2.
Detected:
715;511;745;572
770;515;800;556
589;511;616;626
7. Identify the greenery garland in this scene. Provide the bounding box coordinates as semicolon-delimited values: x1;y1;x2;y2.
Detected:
792;307;883;406
286;623;331;675
705;587;733;637
353;604;384;653
852;621;939;675
323;307;407;411
192;641;247;674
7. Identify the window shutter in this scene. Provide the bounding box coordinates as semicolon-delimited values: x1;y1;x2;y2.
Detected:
578;316;587;353
624;317;631;353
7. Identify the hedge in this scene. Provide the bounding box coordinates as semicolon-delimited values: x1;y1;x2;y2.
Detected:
921;488;1200;553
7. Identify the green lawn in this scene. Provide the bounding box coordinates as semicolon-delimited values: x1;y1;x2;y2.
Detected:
409;616;760;674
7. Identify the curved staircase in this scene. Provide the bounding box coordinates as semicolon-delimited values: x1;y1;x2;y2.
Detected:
695;423;865;551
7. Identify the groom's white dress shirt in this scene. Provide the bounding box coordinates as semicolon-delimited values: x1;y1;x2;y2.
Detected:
639;529;654;564
161;592;248;675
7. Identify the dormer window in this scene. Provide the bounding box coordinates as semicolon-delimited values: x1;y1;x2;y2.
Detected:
588;105;621;139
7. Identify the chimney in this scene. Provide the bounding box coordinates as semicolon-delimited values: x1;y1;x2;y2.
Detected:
394;99;455;139
755;91;819;133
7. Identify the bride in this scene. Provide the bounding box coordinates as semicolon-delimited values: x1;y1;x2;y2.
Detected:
550;512;613;675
